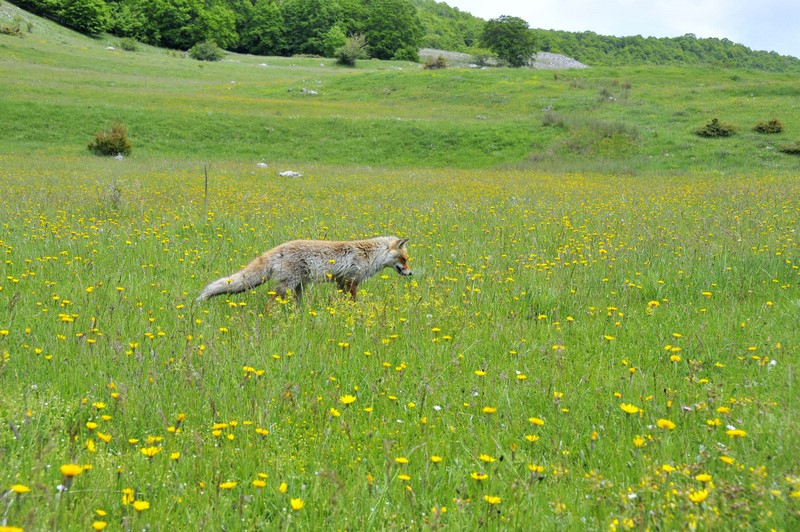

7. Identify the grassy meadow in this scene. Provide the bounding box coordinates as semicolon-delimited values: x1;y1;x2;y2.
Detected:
2;3;800;530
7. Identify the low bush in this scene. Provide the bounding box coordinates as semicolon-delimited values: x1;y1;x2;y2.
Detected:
424;55;447;70
695;118;737;138
119;37;139;52
753;118;784;134
189;41;224;62
778;141;800;155
335;34;368;67
0;16;28;36
88;122;132;156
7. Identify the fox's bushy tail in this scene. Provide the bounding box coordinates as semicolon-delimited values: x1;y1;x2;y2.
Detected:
196;265;269;301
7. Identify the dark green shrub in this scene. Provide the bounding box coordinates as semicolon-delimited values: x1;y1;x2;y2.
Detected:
189;41;224;62
393;46;419;62
119;37;139;52
424;55;447;70
695;118;737;138
88;122;132;157
335;34;368;67
753;118;784;134
779;141;800;155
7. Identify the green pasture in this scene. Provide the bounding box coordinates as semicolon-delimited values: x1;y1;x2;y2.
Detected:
1;3;800;530
1;157;798;530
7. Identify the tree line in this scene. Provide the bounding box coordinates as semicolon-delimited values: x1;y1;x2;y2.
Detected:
8;0;800;71
532;30;800;72
9;0;426;60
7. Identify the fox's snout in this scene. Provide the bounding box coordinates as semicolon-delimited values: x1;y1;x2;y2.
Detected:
395;263;412;276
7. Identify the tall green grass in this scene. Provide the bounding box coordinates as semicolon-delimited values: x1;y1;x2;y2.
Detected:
1;156;798;529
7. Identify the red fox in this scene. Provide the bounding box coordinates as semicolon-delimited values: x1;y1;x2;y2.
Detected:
197;236;411;303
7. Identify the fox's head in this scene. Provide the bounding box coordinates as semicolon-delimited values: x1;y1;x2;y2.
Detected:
388;238;412;276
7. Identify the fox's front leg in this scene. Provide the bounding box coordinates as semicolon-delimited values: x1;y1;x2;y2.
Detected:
336;279;359;300
347;282;359;300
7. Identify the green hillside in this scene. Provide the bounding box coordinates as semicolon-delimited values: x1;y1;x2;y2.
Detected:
2;2;800;175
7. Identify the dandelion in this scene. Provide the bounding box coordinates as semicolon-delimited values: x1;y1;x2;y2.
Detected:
479;454;496;463
339;394;356;405
656;418;676;430
219;481;237;490
527;464;545;473
620;403;640;415
695;473;712;483
525;434;540;443
688;489;709;504
431;455;443;463
140;446;161;458
279;482;288;493
60;464;83;477
329;407;341;417
121;488;135;505
528;416;545;426
290;498;305;511
471;472;488;481
132;500;150;512
726;428;747;438
10;484;31;494
170;452;181;461
483;495;501;505
92;522;107;530
482;406;497;414
395;457;409;464
474;369;487;377
633;436;646;447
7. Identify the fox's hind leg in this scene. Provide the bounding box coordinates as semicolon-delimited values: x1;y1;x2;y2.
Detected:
266;282;303;312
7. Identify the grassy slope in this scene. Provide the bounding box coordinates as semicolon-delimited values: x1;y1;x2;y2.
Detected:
2;2;800;174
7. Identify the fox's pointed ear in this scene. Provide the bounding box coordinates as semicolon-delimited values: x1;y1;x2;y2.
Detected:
396;238;409;249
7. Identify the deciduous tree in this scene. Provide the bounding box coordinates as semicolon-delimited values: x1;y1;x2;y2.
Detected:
481;15;535;67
